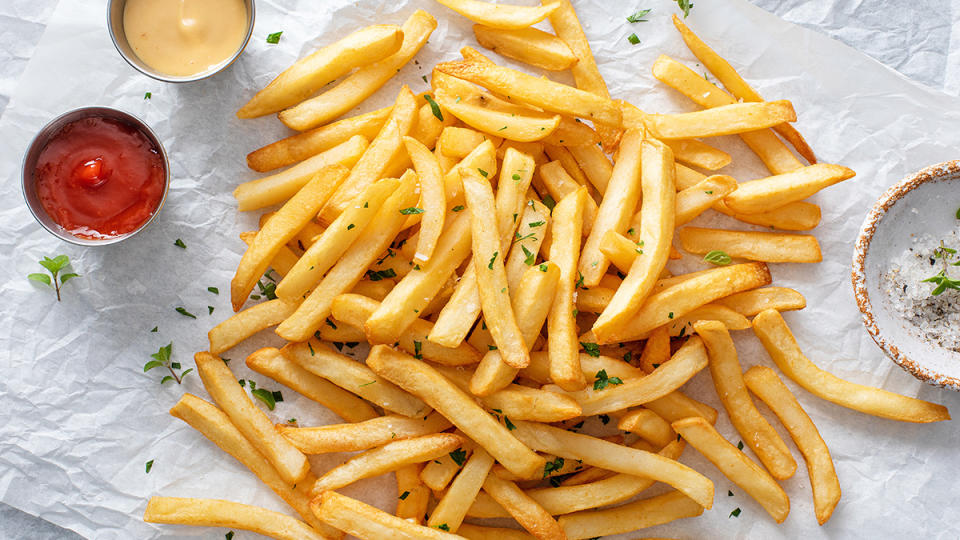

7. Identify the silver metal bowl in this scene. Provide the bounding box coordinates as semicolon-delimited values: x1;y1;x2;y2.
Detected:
21;107;171;246
106;0;256;83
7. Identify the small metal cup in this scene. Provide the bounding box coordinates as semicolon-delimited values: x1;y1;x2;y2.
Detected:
106;0;256;83
21;107;171;246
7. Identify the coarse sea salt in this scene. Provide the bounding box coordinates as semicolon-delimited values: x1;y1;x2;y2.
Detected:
882;229;960;353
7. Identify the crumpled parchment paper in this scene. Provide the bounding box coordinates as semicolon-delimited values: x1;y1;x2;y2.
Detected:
1;0;959;538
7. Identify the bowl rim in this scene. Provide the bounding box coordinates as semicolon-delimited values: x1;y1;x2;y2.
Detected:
106;0;256;84
851;159;960;391
20;106;171;246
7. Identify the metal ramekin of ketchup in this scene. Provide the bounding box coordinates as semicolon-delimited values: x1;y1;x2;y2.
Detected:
22;107;170;245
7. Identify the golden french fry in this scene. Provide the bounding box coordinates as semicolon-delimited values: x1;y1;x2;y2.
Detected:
482;474;566;540
396;463;430;524
562;491;704;540
462;170;530;368
421;439;474;491
238;25;404;118
439;127;502;159
641;100;796;140
277;413;451;454
279;11;437;131
312;433;463;494
457;523;536;540
366;345;545;478
538;161;598;235
231;165;348;310
168;394;333;533
567;336;708;416
675;174;738;225
544;145;591;189
579;129;644;286
277;173;417;341
752;309;950;422
598;262;772;343
247;107;389;173
723;164;855;214
673;416;790;523
664;303;751;338
194;351;310;484
714;199;822;231
504;202;551;294
144;497;330;540
718;287;806;317
245;347;378;423
547;188;588;390
473;25;576;71
670;14;816;163
435;0;557;29
208;299;298;354
679;227;822;263
312;491;461;539
665;138;732;170
744;365;841;525
428;447;495;532
568;144;612;195
593;139;676;340
542;116;599;147
597;230;644;275
276;177;400;301
435;61;621;127
434;87;561;142
511;420;714;509
240;232;299;277
522;352;645;385
645;391;719;424
412;101;450;149
695;320;797;480
638;325;670;373
439;366;580;422
618;409;675;448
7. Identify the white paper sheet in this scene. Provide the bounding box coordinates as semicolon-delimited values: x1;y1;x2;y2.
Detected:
1;0;959;538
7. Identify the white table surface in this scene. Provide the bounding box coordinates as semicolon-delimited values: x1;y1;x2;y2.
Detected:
1;0;958;537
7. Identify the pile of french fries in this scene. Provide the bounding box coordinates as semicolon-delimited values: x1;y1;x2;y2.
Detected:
143;1;951;539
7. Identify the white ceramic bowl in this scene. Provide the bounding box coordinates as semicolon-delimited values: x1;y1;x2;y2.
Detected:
852;160;960;390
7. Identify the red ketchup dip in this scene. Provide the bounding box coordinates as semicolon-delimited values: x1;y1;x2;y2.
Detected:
33;116;165;239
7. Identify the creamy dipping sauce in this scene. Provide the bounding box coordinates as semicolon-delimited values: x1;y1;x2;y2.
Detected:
123;0;248;77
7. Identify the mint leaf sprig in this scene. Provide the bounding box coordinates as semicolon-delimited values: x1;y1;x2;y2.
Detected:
28;255;79;301
922;241;960;296
144;342;193;384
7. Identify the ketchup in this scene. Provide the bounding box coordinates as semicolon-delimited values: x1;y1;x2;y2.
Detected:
34;116;165;239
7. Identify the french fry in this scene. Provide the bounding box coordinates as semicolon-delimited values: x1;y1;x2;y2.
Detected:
639;325;670;373
168;394;333;533
640;100;796;140
645;391;719;424
331;294;482;366
320;87;419;221
245;347;378;423
435;61;621;127
408;135;449;263
568;143;612;195
543;145;591;189
422;439;474;491
473;25;576;71
752;309;951;423
521;352;645;385
722;163;856;214
279;11;437;131
744;366;841;525
558;491;704;540
208;299;298;354
434;0;558;29
312;491;461;539
366;345;545;478
695;320;797;480
312;433;463;493
547;188;588;390
597;230;644;275
396;463;431;524
457;523;536;540
717;286;806;317
194;351;310;484
482;474;567;540
650;54;803;175
434;87;561;142
428;447;495;532
593;139;676;340
538;161;598;235
714;199;822;231
511;420;714;509
316;319;366;342
247;107;389;173
679;227;823;263
283;340;429;417
673;416;791;523
438;366;580;422
617;409;675;448
567;336;708;416
238;25;404;118
276;177;400;300
664;303;751;337
504;202;551;294
671;14;816;163
412;101;450;149
542;116;599;147
240;232;299;277
277;413;451;454
597;262;772;343
665;138;732;170
277;173;416;341
144;497;330;540
544;0;621;149
439;127;502;159
674;174;738;225
231;165;348;310
579;129;644;286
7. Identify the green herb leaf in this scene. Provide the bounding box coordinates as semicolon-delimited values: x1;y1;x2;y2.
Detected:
704;250;732;266
180;368;193;379
366;268;397;281
226;532;234;540
449;448;467;466
208;286;219;294
150;326;158;333
424;95;444;121
143;360;164;372
251;388;277;410
145;460;154;473
593;369;623;390
528;220;545;228
487;251;499;269
451;205;465;212
477;168;488;178
151;343;172;365
28;273;51;286
414;340;423;359
160;375;174;384
174;238;186;249
438;524;450;531
399;491;410;500
359;380;377;387
543;457;565;477
580;342;601;357
504;416;516;430
539;263;549;272
400;207;425;215
266;31;283;44
542;194;556;212
175;307;197;319
737;440;744;450
144;92;152;100
675;0;694;18
627;33;641;45
522;245;536;266
627;9;651;22
730;507;741;518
